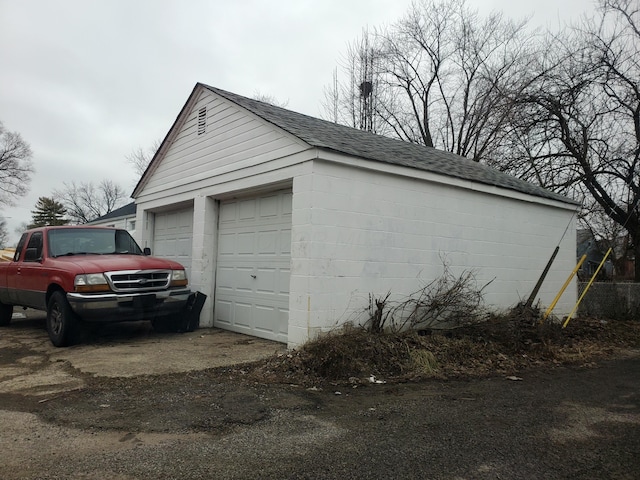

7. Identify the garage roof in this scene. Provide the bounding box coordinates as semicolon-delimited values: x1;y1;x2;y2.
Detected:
87;202;136;224
201;83;577;206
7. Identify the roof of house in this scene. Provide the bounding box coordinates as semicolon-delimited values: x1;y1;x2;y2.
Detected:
88;202;136;224
200;83;577;206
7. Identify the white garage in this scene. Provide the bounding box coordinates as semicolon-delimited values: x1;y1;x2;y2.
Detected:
214;190;291;342
152;207;194;280
132;83;579;348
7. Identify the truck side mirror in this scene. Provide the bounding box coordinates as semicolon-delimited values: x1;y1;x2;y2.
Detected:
143;247;151;256
24;248;42;262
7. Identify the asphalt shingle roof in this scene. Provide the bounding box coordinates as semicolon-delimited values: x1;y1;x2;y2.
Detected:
89;202;136;223
202;83;577;206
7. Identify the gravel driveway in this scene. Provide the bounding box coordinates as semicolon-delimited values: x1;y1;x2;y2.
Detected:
0;313;638;479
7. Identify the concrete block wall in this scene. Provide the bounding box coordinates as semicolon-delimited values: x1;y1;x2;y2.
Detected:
189;195;218;327
288;160;578;347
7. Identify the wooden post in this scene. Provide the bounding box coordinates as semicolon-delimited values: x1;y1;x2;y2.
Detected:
525;246;559;309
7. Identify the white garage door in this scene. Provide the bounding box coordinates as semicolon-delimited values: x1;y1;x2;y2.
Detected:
215;190;292;343
153;208;194;279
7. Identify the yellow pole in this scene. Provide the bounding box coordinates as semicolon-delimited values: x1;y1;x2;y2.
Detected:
541;254;587;323
563;248;612;328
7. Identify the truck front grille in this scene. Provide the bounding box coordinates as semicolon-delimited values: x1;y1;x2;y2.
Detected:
105;270;171;292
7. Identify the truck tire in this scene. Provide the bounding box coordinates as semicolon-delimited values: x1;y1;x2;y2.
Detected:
0;301;12;326
47;291;77;347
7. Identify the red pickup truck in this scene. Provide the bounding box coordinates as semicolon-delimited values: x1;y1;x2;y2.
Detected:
0;226;191;347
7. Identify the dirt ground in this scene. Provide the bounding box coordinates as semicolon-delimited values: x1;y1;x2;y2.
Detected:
0;311;639;479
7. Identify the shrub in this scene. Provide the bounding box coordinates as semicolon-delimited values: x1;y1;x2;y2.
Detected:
365;263;491;333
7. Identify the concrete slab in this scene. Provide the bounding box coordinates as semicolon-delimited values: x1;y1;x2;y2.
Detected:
52;327;286;378
0;310;287;394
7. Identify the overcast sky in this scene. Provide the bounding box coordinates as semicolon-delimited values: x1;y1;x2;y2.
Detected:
0;0;597;243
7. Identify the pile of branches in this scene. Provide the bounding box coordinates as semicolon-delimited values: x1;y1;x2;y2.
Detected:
366;264;491;333
247;315;640;385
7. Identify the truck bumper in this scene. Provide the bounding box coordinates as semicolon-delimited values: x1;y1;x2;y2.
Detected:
66;288;192;322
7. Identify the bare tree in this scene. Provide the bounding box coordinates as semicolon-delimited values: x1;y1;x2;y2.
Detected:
385;0;533;159
323;0;533;162
0;218;8;248
127;139;161;179
54;180;127;224
0;121;34;206
579;203;631;277
252;92;289;108
322;67;341;124
506;0;640;278
14;222;29;237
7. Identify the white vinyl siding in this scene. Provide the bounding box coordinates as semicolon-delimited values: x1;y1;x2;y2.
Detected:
142;91;307;197
89;216;135;232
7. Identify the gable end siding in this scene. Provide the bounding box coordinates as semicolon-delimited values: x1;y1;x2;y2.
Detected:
142;90;309;197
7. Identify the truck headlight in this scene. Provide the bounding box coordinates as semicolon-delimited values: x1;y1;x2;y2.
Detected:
170;269;188;287
75;273;110;293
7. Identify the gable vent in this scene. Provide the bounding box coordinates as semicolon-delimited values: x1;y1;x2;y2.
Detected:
197;106;207;135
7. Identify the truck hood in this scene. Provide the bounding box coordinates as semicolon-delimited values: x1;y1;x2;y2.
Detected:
52;255;187;273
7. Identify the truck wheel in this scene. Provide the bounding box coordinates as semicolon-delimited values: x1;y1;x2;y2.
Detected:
47;291;77;347
0;301;13;326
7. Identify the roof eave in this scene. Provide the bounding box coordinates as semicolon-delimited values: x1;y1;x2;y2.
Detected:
132;83;206;199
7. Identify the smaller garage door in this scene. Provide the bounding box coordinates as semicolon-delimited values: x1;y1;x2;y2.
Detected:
153;208;194;279
215;190;291;343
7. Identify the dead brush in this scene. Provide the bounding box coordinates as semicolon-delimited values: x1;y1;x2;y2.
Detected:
365;263;491;333
409;349;438;375
471;302;563;354
248;317;640;385
288;326;439;381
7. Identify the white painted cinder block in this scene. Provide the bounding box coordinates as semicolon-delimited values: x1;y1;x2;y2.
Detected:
189;195;218;327
287;160;577;348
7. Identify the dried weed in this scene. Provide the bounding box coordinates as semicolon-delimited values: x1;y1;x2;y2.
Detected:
247;316;640;386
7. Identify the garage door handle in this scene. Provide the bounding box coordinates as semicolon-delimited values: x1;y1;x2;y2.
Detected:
250;275;256;279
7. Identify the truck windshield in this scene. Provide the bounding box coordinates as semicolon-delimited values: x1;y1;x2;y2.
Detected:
48;229;144;257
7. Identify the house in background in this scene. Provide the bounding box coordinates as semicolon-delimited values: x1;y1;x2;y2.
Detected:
130;83;579;348
576;229;633;281
87;202;137;234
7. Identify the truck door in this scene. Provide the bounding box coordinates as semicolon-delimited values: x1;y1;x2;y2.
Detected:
12;232;46;308
5;233;27;304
